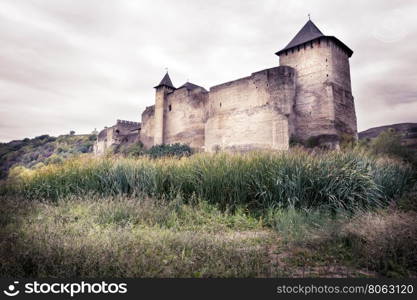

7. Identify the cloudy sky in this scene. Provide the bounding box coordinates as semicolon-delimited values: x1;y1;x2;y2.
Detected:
0;0;416;142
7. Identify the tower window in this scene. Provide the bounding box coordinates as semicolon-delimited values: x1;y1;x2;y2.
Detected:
169;104;172;111
220;102;222;108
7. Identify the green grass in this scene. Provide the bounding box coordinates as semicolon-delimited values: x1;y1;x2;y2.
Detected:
0;194;275;277
1;148;416;278
1;193;416;278
7;149;415;212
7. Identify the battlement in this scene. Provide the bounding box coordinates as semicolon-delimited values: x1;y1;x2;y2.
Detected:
143;105;155;116
116;119;141;127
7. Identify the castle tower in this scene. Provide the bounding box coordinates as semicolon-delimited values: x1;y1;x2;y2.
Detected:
276;19;357;147
153;72;175;145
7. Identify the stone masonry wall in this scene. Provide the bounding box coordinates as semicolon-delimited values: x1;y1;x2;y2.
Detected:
94;120;140;154
140;105;155;149
328;45;357;137
163;87;208;148
204;66;295;152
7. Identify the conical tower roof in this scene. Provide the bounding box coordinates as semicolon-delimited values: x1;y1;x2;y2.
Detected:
154;72;175;89
282;20;324;51
275;19;353;57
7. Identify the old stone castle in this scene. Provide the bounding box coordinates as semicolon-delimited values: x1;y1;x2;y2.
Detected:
95;20;357;154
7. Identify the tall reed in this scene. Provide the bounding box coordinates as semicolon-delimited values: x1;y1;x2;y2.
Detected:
11;149;414;211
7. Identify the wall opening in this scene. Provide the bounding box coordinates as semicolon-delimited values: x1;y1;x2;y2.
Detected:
169;104;172;111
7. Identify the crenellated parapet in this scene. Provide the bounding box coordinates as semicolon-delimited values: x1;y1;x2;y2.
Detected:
116;119;141;128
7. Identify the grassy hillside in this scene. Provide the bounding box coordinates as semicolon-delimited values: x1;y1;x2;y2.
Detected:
0;133;96;180
359;123;417;149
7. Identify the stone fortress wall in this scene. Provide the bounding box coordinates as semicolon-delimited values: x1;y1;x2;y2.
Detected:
204;66;295;152
94;119;140;154
95;20;357;154
163;85;208;149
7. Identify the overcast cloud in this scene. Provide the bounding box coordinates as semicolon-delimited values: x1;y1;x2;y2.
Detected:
0;0;416;142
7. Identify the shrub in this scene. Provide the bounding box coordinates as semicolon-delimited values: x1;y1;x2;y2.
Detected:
305;136;320;148
397;183;417;212
370;129;417;168
78;144;91;153
119;142;144;157
340;133;356;149
147;143;192;159
371;129;403;155
289;135;303;147
341;210;417;276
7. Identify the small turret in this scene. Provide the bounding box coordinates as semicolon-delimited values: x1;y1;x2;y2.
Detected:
154;72;175;89
154;72;175;145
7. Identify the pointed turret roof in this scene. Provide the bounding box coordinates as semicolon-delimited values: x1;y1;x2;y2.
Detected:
283;20;324;51
154;72;175;89
178;82;207;92
275;19;353;57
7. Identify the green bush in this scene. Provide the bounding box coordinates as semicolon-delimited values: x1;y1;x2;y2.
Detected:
119;142;144;157
340;133;356;149
305;136;320;148
370;129;417;168
146;143;192;159
371;129;404;156
78;144;92;153
289;135;303;147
